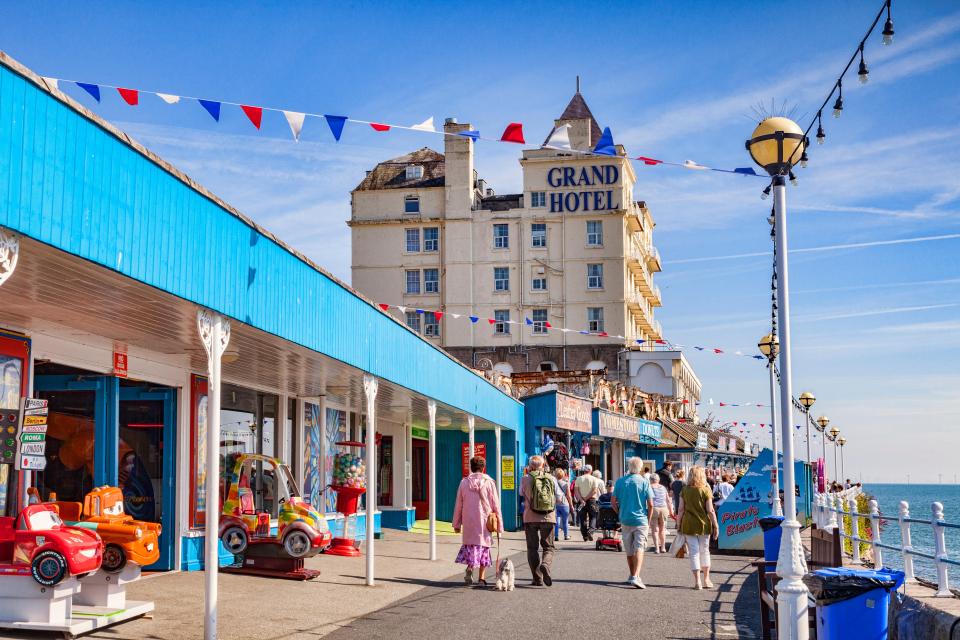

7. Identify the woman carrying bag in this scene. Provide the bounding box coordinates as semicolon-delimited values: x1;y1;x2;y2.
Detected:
453;455;504;587
675;466;719;590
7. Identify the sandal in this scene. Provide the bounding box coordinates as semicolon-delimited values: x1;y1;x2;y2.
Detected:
477;579;489;588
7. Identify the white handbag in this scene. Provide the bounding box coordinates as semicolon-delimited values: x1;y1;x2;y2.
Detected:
671;533;688;559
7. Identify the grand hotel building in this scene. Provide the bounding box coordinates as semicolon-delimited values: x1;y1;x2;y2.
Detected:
349;91;701;409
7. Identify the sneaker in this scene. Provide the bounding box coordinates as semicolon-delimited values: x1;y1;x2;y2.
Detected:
626;576;638;587
634;579;646;589
464;568;474;586
541;566;553;586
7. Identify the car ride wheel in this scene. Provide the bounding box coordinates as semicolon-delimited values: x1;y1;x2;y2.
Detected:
32;550;68;586
103;544;127;572
283;530;312;558
221;526;248;555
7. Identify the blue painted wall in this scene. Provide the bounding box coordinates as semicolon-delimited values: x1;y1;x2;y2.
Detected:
0;62;523;433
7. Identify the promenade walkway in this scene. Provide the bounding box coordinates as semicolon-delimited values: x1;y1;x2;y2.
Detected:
7;529;761;640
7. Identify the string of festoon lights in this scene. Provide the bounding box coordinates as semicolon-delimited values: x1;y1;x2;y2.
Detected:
759;0;897;199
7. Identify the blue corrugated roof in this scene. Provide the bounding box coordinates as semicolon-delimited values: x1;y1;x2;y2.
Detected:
0;52;522;431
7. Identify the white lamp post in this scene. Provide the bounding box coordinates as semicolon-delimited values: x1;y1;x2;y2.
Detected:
799;392;815;464
838;436;847;482
816;415;830;489
746;116;809;640
758;333;782;517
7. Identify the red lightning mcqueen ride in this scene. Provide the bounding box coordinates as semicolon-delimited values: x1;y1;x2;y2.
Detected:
0;503;103;586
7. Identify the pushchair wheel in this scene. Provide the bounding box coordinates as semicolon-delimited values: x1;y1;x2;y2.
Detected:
595;540;601;550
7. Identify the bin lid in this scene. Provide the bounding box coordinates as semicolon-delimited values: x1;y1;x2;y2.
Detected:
759;516;785;531
803;567;905;605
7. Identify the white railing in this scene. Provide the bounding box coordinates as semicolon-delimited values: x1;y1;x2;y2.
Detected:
815;491;959;598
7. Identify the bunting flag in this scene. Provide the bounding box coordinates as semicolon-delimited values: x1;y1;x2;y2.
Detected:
284;110;306;141
543;123;571;150
457;130;480;141
500;122;525;144
117;88;139;106
325;114;347;141
156;92;181;104
593;127;617;156
42;77;59;91
683;160;709;170
198;99;221;122
378;303;390;311
411;117;436;132
370;122;391;132
76;82;101;102
469;316;479;323
241;105;263;130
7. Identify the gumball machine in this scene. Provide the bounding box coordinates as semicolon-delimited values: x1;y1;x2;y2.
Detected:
326;441;367;557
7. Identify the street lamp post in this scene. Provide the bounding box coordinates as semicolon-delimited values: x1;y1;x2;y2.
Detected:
838;437;847;483
799;392;815;464
758;333;782;517
747;117;809;640
817;415;830;490
829;426;840;485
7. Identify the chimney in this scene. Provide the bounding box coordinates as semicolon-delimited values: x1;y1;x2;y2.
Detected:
443;117;475;218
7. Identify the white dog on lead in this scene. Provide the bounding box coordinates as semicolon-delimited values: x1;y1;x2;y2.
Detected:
495;558;515;591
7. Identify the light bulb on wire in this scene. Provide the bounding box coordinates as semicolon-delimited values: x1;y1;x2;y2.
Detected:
816;112;826;145
789;171;799;186
800;150;809;168
761;185;771;201
832;82;844;118
882;0;894;45
858;46;870;85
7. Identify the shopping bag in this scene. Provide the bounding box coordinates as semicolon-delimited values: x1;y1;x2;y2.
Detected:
670;533;687;559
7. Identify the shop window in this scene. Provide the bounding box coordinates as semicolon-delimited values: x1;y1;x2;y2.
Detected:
494;309;510;335
424;268;439;293
405;228;420;252
405;269;421;294
532;308;548;334
531;223;546;248
531;191;546;208
404;195;420;214
587;220;603;246
493;223;509;249
423;227;439;252
587;263;604;289
494;267;509;292
378;435;393;506
588;307;604;332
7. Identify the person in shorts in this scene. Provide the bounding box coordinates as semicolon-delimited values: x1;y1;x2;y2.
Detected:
611;457;654;589
648;474;674;553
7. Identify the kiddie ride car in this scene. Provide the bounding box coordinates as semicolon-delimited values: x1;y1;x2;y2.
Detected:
50;486;161;572
219;454;332;580
0;503;103;586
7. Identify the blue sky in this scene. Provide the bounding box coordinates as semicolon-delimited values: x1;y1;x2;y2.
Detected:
2;1;958;483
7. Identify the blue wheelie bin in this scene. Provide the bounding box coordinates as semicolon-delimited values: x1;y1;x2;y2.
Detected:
759;516;784;562
803;567;905;640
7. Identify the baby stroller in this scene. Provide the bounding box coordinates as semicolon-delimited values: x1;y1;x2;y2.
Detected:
594;499;623;552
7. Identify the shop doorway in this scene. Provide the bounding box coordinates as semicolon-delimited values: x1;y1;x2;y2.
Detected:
411;438;429;519
34;369;177;570
0;332;30;517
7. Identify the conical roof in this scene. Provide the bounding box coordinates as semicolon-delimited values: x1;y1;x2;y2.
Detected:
547;91;603;145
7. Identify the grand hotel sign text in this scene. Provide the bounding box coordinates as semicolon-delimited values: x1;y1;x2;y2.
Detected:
546;165;620;213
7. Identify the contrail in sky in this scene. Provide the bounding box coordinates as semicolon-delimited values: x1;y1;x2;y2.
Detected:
666;233;960;265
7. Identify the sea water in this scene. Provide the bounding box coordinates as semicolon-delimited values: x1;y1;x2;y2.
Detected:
862;484;960;581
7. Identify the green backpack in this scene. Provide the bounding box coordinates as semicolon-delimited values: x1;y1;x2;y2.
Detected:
531;471;557;514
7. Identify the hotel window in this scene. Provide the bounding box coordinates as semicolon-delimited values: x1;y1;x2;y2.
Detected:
588;307;604;332
405;269;420;294
494;309;510;335
406;165;423;180
531;223;546;248
531;191;546;208
423;313;440;337
424;268;439;293
404;195;420;214
532;276;547;291
587;220;603;246
494;267;509;292
405;311;421;333
532;308;548;334
405;228;420;252
587;263;604;289
423;227;439;252
493;223;509;249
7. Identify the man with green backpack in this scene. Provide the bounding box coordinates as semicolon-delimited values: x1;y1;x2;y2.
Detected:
520;455;563;586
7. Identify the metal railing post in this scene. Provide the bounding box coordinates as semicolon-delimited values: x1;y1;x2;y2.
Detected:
931;502;952;597
849;497;862;564
898;501;915;583
869;499;883;569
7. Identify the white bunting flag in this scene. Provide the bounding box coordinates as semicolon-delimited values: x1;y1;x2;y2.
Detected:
411;116;436;132
42;77;59;91
543;123;571;150
683;159;709;170
450;313;461;319
397;305;407;314
283;111;306;141
156;93;181;104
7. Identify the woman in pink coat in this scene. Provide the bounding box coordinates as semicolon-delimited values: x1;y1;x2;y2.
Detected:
453;455;504;587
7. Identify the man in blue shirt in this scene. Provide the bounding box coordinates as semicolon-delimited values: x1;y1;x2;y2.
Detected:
612;457;654;589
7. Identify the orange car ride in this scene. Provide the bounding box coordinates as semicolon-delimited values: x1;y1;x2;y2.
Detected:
51;486;161;572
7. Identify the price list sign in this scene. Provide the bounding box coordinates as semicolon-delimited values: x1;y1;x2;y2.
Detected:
15;398;48;471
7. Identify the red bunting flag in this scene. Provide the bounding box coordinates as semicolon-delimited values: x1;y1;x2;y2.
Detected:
720;402;727;407
378;303;390;311
500;122;525;144
655;339;667;345
713;348;724;354
637;156;662;165
434;311;444;321
545;321;552;329
370;123;390;132
488;318;496;325
117;88;139;106
682;399;690;404
598;331;608;337
241;105;263;130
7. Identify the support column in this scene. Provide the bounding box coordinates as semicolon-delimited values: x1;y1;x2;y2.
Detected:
197;309;230;640
494;425;502;497
317;395;327;509
467;414;475;458
405;422;413;509
362;375;378;586
428;400;437;561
